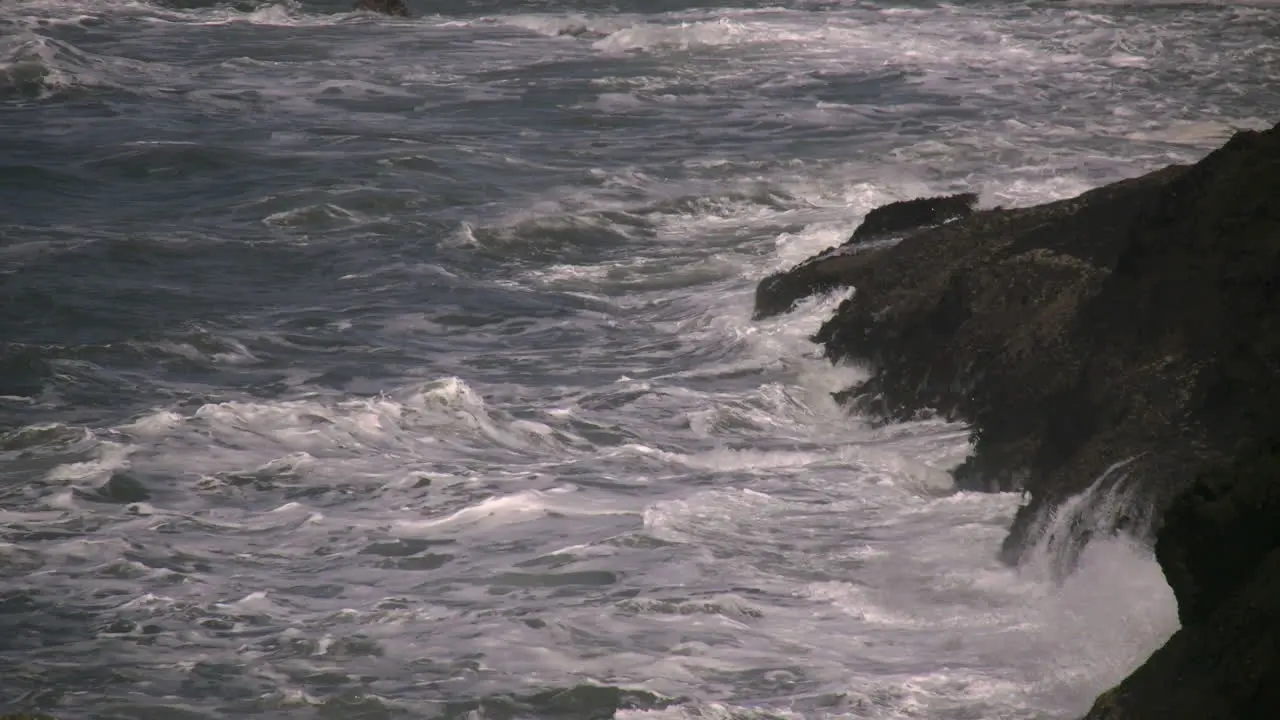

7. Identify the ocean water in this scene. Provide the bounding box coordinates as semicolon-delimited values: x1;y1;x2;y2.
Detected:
3;1;1278;718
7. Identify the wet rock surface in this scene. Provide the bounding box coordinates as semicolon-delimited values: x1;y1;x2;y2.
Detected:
756;122;1280;719
848;191;978;245
753;192;979;320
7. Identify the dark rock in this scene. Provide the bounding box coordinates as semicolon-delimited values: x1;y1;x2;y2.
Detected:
556;24;607;39
753;241;881;320
752;192;979;320
1081;444;1280;720
1157;443;1280;628
791;123;1279;564
755;122;1280;718
848;192;978;245
102;618;137;634
352;0;410;17
76;471;152;504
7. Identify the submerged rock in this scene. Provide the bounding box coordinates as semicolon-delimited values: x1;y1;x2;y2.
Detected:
755;121;1280;718
352;0;410;17
76;470;152;504
556;24;608;39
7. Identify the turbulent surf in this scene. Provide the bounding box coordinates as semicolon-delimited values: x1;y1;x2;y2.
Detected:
3;1;1278;718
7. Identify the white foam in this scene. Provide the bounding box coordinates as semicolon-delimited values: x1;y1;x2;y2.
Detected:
591;19;759;55
1127;117;1275;145
263;203;368;228
44;440;134;483
631;466;1177;716
393;486;634;538
392;491;550;535
500;13;627;39
167;376;560;459
0;33;118;98
180;1;362;28
807;580;921;628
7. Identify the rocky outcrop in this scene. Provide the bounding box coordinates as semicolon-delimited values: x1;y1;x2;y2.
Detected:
760;122;1280;556
756;121;1280;718
352;0;410;17
754;192;978;320
1082;443;1280;720
849;192;978;245
814;162;1207;560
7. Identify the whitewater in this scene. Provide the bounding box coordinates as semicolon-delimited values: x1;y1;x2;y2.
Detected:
2;0;1278;718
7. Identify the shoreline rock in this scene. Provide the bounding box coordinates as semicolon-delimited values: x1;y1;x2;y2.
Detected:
753;191;978;320
848;191;979;245
1082;442;1280;719
756;121;1280;718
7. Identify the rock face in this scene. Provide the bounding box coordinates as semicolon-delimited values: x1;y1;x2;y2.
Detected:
352;0;410;16
755;122;1280;719
848;192;979;245
1082;443;1280;720
754;192;978;320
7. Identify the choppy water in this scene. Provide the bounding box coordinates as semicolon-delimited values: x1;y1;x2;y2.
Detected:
3;1;1278;718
